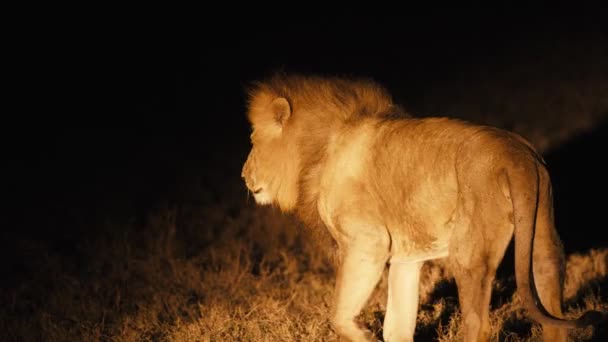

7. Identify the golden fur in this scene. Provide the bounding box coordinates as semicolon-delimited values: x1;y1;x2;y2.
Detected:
241;73;603;342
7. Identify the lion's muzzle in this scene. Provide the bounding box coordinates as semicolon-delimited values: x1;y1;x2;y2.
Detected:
242;152;264;194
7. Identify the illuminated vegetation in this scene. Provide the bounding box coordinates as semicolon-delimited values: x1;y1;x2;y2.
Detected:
2;201;607;341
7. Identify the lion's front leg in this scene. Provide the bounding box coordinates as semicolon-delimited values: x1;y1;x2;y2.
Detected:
332;243;388;342
382;261;423;342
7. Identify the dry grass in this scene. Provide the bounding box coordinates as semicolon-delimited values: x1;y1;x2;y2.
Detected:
3;198;607;341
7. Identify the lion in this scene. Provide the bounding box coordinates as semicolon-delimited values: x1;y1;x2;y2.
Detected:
241;73;603;342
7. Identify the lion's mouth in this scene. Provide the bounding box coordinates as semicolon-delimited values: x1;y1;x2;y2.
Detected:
253;188;263;194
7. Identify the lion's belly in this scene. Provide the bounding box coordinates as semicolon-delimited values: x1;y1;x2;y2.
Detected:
388;227;451;264
386;189;456;264
319;179;456;263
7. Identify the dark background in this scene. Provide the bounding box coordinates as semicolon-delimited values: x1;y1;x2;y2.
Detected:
4;8;608;262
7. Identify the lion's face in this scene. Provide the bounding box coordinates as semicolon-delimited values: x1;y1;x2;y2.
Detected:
242;135;280;206
242;96;300;211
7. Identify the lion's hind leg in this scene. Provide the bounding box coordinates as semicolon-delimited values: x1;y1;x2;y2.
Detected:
450;194;514;342
453;258;496;342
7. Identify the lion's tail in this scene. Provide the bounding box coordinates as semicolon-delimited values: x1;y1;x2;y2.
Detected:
508;162;606;329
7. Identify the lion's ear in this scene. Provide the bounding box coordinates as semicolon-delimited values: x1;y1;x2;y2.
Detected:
270;97;291;128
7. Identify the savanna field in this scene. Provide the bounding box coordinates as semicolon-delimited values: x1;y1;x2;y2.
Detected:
3;32;608;341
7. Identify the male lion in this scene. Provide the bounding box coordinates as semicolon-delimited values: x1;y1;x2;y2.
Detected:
241;73;602;342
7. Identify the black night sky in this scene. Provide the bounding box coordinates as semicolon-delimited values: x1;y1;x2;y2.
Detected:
9;10;606;238
3;8;608;341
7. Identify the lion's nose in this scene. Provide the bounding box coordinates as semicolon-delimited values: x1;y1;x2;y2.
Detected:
241;163;248;179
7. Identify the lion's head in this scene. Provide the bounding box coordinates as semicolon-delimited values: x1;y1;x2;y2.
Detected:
241;92;300;211
241;73;395;213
